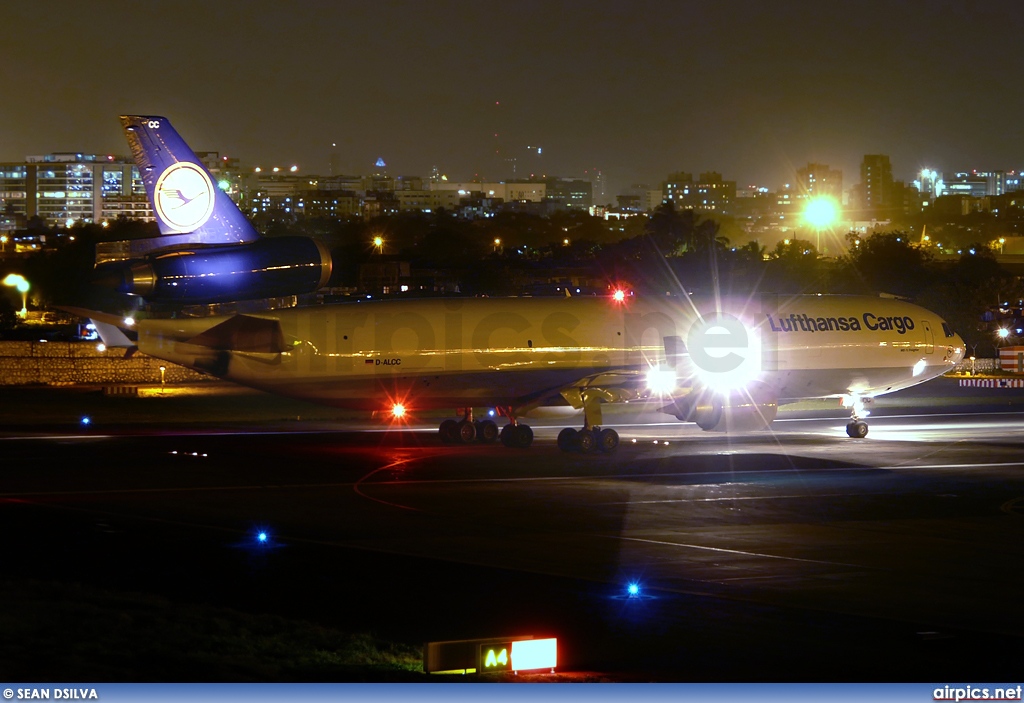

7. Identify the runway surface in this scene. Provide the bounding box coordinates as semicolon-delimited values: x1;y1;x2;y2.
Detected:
2;378;1024;680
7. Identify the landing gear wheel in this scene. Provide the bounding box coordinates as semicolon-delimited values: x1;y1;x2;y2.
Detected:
500;423;514;447
456;419;477;443
597;428;619;453
513;424;533;448
439;419;458;444
846;420;868;438
501;423;533;448
476;419;499;444
577;428;596;453
557;428;578;452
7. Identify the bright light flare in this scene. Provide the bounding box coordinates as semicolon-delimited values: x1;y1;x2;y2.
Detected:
686;319;763;393
645;365;677;396
612;289;626;303
257;531;269;544
841;394;871;418
627;582;641;597
391;403;406;419
997;328;1010;339
2;274;29;293
803;196;839;229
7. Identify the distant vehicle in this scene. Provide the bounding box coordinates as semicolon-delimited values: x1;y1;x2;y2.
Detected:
72;116;966;450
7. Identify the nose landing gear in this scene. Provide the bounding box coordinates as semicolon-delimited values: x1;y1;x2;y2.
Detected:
842;394;871;438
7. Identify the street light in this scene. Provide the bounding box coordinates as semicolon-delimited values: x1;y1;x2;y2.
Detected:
159;365;166;394
2;273;29;318
803;196;840;254
372;235;384;254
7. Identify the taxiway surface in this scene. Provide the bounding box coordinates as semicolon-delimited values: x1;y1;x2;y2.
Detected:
2;378;1023;680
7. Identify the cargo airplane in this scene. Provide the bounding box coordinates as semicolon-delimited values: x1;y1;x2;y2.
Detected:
77;116;966;452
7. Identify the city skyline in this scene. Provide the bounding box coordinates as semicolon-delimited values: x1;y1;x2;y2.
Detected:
4;1;1023;196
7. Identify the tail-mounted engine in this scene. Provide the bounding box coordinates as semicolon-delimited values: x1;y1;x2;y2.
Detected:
92;236;332;304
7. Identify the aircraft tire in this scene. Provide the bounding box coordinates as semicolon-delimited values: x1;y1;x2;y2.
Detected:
499;423;515;447
598;428;619;453
477;420;499;444
513;424;534;448
457;419;477;443
577;428;596;453
439;419;458;444
557;428;578;452
846;420;869;438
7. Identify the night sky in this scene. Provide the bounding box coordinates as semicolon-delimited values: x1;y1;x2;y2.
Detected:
4;1;1023;197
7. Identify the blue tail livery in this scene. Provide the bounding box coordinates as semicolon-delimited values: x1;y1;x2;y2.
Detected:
92;116;331;304
121;115;260;249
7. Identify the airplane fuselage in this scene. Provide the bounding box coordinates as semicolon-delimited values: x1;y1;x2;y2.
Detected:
137;294;964;412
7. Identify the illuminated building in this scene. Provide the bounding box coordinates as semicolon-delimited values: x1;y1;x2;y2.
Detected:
662;171;737;214
795;163;842;201
945;171;1007;198
914;168;944;199
0;154;153;227
854;154;898;219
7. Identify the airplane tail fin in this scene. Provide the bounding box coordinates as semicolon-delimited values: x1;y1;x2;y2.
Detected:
89;116;332;304
119;115;260;253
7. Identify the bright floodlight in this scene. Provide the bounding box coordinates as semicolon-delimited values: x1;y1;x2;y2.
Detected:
645;365;677;395
3;274;30;317
804;197;839;229
998;328;1010;339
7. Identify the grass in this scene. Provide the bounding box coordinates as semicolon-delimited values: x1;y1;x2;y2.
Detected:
0;580;425;682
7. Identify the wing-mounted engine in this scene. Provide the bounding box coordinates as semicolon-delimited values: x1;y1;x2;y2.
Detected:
660;382;778;432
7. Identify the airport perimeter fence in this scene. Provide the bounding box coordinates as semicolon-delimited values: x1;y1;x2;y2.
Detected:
953;357;999;374
0;341;210;386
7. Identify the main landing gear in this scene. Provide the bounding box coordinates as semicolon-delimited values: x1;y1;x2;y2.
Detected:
557;426;619;454
556;389;619;454
439;408;533;447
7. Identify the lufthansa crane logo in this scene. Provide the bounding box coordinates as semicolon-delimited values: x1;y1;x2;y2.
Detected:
153;162;216;232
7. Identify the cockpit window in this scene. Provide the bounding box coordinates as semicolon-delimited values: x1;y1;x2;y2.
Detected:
941;322;955;338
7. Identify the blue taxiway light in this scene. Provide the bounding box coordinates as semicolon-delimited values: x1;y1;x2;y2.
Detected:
257;531;269;544
627;582;640;597
80;416;91;426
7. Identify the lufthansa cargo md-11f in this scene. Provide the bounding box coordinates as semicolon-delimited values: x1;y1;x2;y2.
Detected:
80;116;966;452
